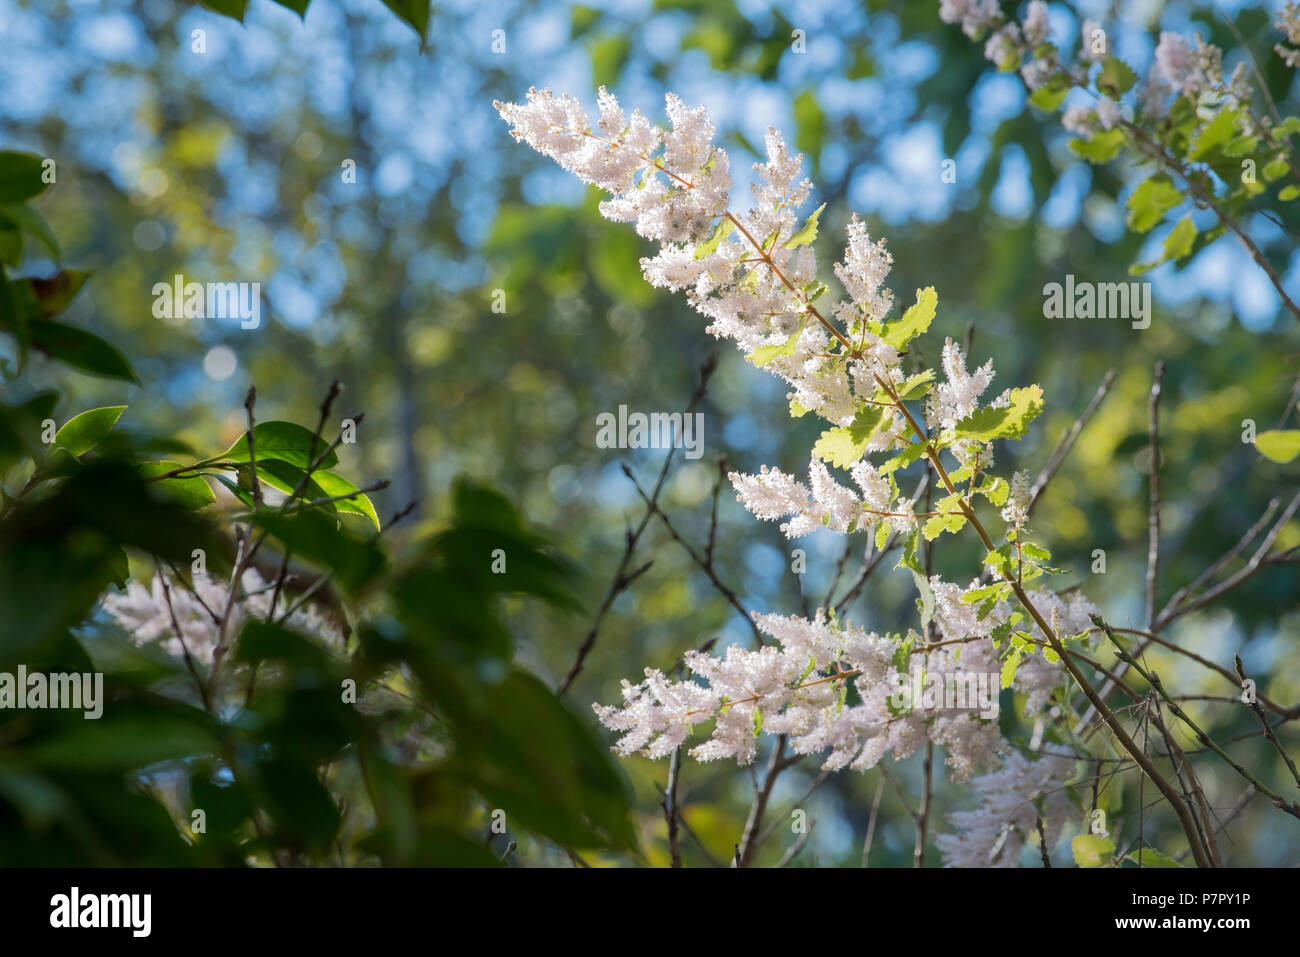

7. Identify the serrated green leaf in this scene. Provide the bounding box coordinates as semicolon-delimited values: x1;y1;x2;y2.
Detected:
975;475;1008;506
1126;176;1182;233
1188;108;1240;160
880;286;937;350
895;369;936;401
812;405;886;468
1027;75;1069;112
1096;56;1137;98
921;492;966;540
1000;643;1022;689
1020;541;1051;562
1162;215;1197;261
750;327;802;367
693;216;733;258
953;385;1044;443
782;203;825;249
1069;129;1125;164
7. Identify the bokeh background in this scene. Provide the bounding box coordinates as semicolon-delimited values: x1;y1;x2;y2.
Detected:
3;0;1298;865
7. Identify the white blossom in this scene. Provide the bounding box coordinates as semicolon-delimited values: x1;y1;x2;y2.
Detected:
101;568;342;666
938;0;1002;39
1276;1;1300;67
1001;469;1032;526
1021;1;1050;47
935;751;1076;866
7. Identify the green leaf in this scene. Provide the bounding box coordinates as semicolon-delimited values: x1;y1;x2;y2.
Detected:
974;474;1008;505
1096;56;1137;98
1223;134;1257;157
1125;848;1184;868
381;0;430;39
0;152;49;204
911;566;935;629
880;286;937;350
52;405;126;458
1020;541;1051;562
140;462;217;510
1188;108;1240;160
1000;642;1022;689
1275;116;1300;137
895;368;936;401
252;508;384;593
200;0;248;20
1161;215;1197;262
749;327;801;367
1256;429;1300;463
1072;833;1115;868
273;0;310;17
1263;156;1289;182
1;203;61;260
26;270;91;318
27;320;137;382
1068;129;1125;164
1279;185;1300;201
782;203;825;249
314;469;381;529
953;385;1044;442
221;421;340;470
693;216;733;258
922;492;967;541
812;405;886;468
1027;74;1069;112
1125;176;1182;233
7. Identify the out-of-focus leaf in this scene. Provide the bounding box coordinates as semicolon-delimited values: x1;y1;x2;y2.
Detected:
0;152;48;204
27;319;138;383
1256;429;1300;463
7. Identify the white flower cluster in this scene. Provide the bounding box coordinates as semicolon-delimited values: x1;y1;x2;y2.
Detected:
937;0;1002;40
1276;1;1300;68
729;456;894;538
1061;97;1121;135
1000;468;1032;526
592;610;1005;779
592;578;1096;782
101;568;342;666
496;86;903;431
1151;32;1222;101
934;750;1076;867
